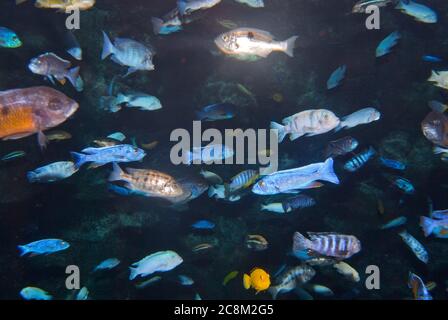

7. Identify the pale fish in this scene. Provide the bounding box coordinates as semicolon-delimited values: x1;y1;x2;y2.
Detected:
428;70;448;90
200;170;223;184
398;230;429;264
261;203;286;214
327;65;346;90
395;0;437;24
102;93;162;113
376;31;401;57
308;284;334;296
234;0;264;8
129;250;183;280
184;144;234;165
335;107;381;131
27;161;78;183
177;0;222;15
20;287;52;300
352;0;395;13
333;262;360;282
380;216;407;230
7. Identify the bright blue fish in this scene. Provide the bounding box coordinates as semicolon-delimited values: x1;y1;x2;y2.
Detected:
379;157;406;170
196;103;236;121
376;31;401;57
0;27;22;48
71;144;146;169
344;147;376;172
389;176;415;194
327;65;346;89
422;55;443;63
192;220;215;229
18;239;70;257
380;216;407;230
93;258;121;272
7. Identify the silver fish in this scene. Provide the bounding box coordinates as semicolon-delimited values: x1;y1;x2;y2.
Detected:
398;230;429;264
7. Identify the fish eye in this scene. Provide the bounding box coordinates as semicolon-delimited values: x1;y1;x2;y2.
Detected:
223;35;228;41
48;98;62;111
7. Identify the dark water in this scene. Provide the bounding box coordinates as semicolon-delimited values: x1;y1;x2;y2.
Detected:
1;0;448;300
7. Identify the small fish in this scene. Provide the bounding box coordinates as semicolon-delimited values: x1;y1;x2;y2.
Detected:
177;0;222;16
352;0;395;13
93;258;121;272
46;130;72;141
344;147;376;172
17;0;96;11
324;136;359;158
20;287;52;300
135;276;162;289
107;132;126;142
305;257;338;267
178;275;194;286
0;26;22;48
308;284;334;296
76;287;89;300
228;169;259;193
18;239;70;257
65;30;82;60
422;55;443;63
293;232;362;259
282;195;317;212
192;243;214;252
333;262;360;282
141;141;159;150
376;31;401;57
245;234;268;251
409;272;432;300
380;216;407;229
428;70;448;90
420;216;448;238
217;19;238;29
28;52;81;91
71;144;146;169
102;93;162;113
129;251;183;280
184;144;234;165
268;265;315;300
1;150;26;161
194;293;202;300
151;10;183;36
261;202;286;214
336;108;381;131
243;268;271;294
27;161;78;183
192;220;215;230
234;0;264;8
387;176;415;194
327;65;347;90
196;103;236;121
399;230;429;264
379;157;406;170
200;170;223;184
223;271;239;286
395;0;437;24
92;138;121;148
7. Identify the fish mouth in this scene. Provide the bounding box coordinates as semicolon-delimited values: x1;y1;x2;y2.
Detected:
66;101;80;118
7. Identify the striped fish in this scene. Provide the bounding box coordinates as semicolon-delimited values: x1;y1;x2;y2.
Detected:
268;264;315;300
293;232;361;259
282;195;316;212
228;169;259;192
344;146;376;172
398;230;429;264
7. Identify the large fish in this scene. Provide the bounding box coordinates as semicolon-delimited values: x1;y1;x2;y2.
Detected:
215;28;298;61
271;109;340;142
0;86;78;149
129;250;183;280
252;158;339;195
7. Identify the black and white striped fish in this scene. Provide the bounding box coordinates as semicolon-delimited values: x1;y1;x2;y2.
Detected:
293;232;361;259
268;264;316;300
344;146;376;172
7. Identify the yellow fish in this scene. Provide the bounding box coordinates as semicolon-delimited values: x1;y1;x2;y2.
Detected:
222;271;239;286
243;268;270;294
16;0;96;11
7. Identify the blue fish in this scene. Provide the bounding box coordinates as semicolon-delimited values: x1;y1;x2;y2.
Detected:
192;220;215;229
380;216;408;230
327;65;346;89
379;157;406;170
196;103;236;121
18;239;70;257
0;27;22;48
389;176;415;194
344;147;376;172
422;55;443;63
71;144;146;169
20;287;52;301
376;31;401;57
93;258;121;272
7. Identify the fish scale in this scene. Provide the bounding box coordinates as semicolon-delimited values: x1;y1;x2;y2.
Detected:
0;106;36;138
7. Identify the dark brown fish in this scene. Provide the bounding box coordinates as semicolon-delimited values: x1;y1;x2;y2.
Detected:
0;86;79;149
421;111;448;147
324;136;359;158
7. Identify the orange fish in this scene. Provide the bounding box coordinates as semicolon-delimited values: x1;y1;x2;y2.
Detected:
243;268;271;294
0;86;78;149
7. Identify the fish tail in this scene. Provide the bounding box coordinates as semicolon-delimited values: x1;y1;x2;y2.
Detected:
66;66;80;88
283;35;299;58
334;122;344;132
151;17;164;35
129;266;138;280
177;0;188;15
292;231;312;252
319;158;340;185
428;70;440;83
243;274;251;290
26;171;37;183
270;121;287;143
100;96;121;113
101;31;115;60
433;146;447;155
268;286;280;300
420;216;435;237
17;245;28;257
70;151;87;169
109;162;124;182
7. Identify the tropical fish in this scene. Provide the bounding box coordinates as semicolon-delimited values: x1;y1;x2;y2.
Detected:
327;65;346;90
261;202;287;214
243;268;271;294
308;284;334;296
376;31;401;57
380;216;407;229
92;138;121;148
18;239;70;256
135;276;162;289
395;0;437;24
422;55;443;63
234;0;264;8
215;28;298;61
336;108;381;131
268;265;316;300
178;275;194;286
398;230;429;264
200;170;223;184
379;157;406;170
76;287;89;300
428;70;448;91
70;145;146;169
183;144;234;165
223;271;239;286
101;93;162;113
192;220;215;229
101;31;155;77
46;130;72;141
129;250;183;280
420;216;448;238
0;26;22;48
431;208;448;220
293;232;362;259
344;147;376;172
177;0;222;15
333;262;360;282
352;0;395;13
196;103;236;121
16;0;96;11
1;150;26;161
192;243;214;252
141;140;159;150
245;235;268;251
408;272;432;300
217;19;239;29
228;169;259;193
387;176;415;194
92;258;121;272
20;287;52;300
271;109;340;142
65;30;82;60
421;110;448;147
324;136;359;158
0;86;78;149
151;9;183;35
28;53;81;91
282;195;317;212
27;161;78;183
252;158;339;195
304;257;338;267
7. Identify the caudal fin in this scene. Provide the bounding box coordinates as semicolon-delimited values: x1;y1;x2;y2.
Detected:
70;151;87;169
283;35;299;58
268;286;280;300
17;245;29;257
292;231;311;252
66;66;80;88
151;17;164;35
129;267;138;280
177;0;188;15
26;171;38;183
270;121;287;143
420;216;435;237
109;162;124;182
101;31;115;60
318;158;340;185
